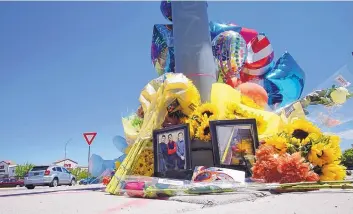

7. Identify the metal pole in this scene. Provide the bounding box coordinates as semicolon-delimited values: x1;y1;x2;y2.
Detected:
87;145;91;179
171;1;217;102
64;139;72;166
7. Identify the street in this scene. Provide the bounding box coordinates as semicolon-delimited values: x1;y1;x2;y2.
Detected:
0;184;352;214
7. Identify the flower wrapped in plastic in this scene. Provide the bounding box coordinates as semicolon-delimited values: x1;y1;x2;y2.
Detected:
252;118;347;183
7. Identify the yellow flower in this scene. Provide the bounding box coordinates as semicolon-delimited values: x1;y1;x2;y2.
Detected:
235;139;254;154
308;143;339;167
290;137;301;146
247;112;267;135
328;135;340;147
264;135;288;154
225;102;247;119
241;95;264;110
194;103;219;119
196;118;211;142
330;87;349;105
131;148;154;176
320;162;346;181
284;118;321;140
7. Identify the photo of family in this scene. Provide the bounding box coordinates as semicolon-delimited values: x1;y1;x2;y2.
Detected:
156;130;186;172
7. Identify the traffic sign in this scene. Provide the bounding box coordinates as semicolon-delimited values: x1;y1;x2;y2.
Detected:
83;132;97;146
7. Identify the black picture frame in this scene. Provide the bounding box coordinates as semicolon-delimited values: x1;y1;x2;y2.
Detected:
209;119;259;176
153;124;193;180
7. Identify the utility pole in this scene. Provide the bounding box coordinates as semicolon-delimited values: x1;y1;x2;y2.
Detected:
64;139;72;166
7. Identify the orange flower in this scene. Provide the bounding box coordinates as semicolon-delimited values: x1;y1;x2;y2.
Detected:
277;153;320;183
252;146;320;183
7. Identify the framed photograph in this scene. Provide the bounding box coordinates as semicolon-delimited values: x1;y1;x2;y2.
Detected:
210;119;259;175
153;124;192;179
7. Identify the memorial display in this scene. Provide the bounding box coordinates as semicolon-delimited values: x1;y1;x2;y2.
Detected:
104;1;352;198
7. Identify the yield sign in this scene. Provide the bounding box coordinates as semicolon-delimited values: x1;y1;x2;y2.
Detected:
83;132;97;146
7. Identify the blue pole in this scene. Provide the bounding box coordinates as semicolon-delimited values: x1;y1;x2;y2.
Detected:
171;1;217;102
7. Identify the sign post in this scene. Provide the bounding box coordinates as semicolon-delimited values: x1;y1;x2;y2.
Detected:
83;132;97;178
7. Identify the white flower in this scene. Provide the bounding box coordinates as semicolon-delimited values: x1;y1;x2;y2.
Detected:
330;87;349;105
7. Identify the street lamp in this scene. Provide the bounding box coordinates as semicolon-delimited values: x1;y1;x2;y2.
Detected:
64;139;72;166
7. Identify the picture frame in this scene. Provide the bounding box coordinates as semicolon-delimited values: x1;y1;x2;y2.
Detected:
209;119;260;176
153;124;193;180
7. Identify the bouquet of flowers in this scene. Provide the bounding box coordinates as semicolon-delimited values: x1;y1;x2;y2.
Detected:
252;118;346;183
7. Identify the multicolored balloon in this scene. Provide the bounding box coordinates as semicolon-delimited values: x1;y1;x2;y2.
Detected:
160;0;172;22
264;52;306;108
151;24;175;76
243;33;274;76
212;31;247;79
209;21;258;44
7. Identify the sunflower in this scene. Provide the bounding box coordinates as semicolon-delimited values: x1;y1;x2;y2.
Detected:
234;139;254;154
193;103;219;119
264;135;288;154
241;95;264;110
320;162;346;181
196;118;211;142
284;118;321;140
300;132;323;146
131;148;154;176
308;142;339;167
225;102;248;119
327;135;340;148
184;118;198;139
247;112;267;135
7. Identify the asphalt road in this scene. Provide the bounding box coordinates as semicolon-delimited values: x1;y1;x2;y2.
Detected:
0;184;352;214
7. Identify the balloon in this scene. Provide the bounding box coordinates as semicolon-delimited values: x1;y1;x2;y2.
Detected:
237;82;269;108
239;71;264;85
151;24;175;76
118;154;126;162
212;31;247;79
225;75;242;88
209;21;258;44
160;0;172;22
264;52;305;108
89;154;120;177
112;135;128;152
209;21;242;41
243;33;275;76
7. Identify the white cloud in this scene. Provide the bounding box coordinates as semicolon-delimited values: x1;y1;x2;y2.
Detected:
337;129;353;140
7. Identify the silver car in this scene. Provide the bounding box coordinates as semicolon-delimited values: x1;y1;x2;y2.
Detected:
24;165;76;189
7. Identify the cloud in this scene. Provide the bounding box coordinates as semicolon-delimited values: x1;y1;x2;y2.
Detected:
337;129;353;140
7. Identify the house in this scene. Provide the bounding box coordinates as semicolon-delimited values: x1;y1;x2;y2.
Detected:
53;159;78;170
0;161;17;178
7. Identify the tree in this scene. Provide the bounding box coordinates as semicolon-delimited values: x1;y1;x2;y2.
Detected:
69;167;90;180
15;163;34;178
342;148;353;167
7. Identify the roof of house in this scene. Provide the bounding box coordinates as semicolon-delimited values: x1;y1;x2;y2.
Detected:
0;160;15;165
53;159;78;164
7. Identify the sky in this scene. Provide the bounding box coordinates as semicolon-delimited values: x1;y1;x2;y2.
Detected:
0;2;353;165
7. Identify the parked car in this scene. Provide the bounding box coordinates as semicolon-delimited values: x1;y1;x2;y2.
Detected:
24;165;76;189
78;177;100;185
0;178;24;188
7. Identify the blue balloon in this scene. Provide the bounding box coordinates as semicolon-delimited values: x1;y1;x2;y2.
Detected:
112;135;128;153
117;154;126;163
264;52;305;108
89;154;104;177
160;0;172;22
209;21;241;42
89;154;119;177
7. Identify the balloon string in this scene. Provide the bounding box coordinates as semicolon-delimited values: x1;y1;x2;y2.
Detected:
185;73;217;80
